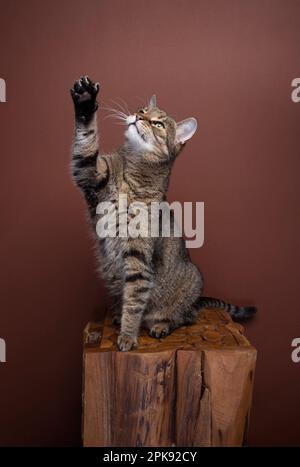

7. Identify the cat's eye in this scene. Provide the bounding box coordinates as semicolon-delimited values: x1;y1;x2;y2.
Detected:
151;121;164;129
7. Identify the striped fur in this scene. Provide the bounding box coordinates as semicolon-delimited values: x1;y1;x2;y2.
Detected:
70;76;255;351
196;297;257;320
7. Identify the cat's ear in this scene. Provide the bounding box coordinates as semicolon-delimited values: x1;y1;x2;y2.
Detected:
175;118;198;144
149;94;157;108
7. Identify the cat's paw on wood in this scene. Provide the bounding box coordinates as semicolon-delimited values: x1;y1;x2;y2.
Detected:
149;322;171;339
117;334;137;352
70;76;99;122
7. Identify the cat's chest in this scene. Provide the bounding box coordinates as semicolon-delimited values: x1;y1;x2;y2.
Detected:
94;177;147;255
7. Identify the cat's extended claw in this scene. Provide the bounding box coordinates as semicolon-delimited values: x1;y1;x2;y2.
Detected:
117;334;137;352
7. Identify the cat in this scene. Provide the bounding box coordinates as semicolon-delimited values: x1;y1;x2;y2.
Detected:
70;76;256;351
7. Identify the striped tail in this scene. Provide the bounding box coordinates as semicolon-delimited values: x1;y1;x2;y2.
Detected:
198;296;257;320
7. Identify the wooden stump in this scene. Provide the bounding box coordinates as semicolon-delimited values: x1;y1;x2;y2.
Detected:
83;310;257;447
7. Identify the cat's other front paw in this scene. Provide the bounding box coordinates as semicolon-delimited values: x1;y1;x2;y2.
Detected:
70;76;99;122
117;334;137;352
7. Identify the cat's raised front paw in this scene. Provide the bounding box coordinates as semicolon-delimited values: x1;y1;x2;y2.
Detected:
117;334;137;352
70;76;99;122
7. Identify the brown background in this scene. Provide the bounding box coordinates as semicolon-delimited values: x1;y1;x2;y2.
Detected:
0;0;299;446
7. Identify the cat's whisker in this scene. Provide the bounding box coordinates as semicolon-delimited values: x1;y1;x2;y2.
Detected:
102;102;127;115
102;105;127;115
101;106;128;121
110;98;128;115
103;114;127;122
113;96;131;116
109;109;128;119
102;112;128;125
110;98;130;117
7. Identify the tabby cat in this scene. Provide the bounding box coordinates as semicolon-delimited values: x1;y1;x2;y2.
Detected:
70;76;256;351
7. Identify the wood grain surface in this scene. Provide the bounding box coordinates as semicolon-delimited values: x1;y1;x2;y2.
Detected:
83;309;257;447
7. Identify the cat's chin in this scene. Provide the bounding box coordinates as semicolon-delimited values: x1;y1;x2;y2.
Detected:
125;125;153;153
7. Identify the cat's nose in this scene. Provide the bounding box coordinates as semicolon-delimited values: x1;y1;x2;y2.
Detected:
136;113;144;121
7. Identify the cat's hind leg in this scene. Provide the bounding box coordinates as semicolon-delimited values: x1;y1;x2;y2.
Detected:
145;309;196;339
146;262;202;339
111;313;121;326
149;320;172;338
109;296;122;326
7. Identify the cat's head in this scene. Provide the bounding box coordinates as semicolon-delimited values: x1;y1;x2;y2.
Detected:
124;95;197;162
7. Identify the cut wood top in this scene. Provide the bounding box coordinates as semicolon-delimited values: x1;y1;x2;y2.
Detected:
84;309;254;353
